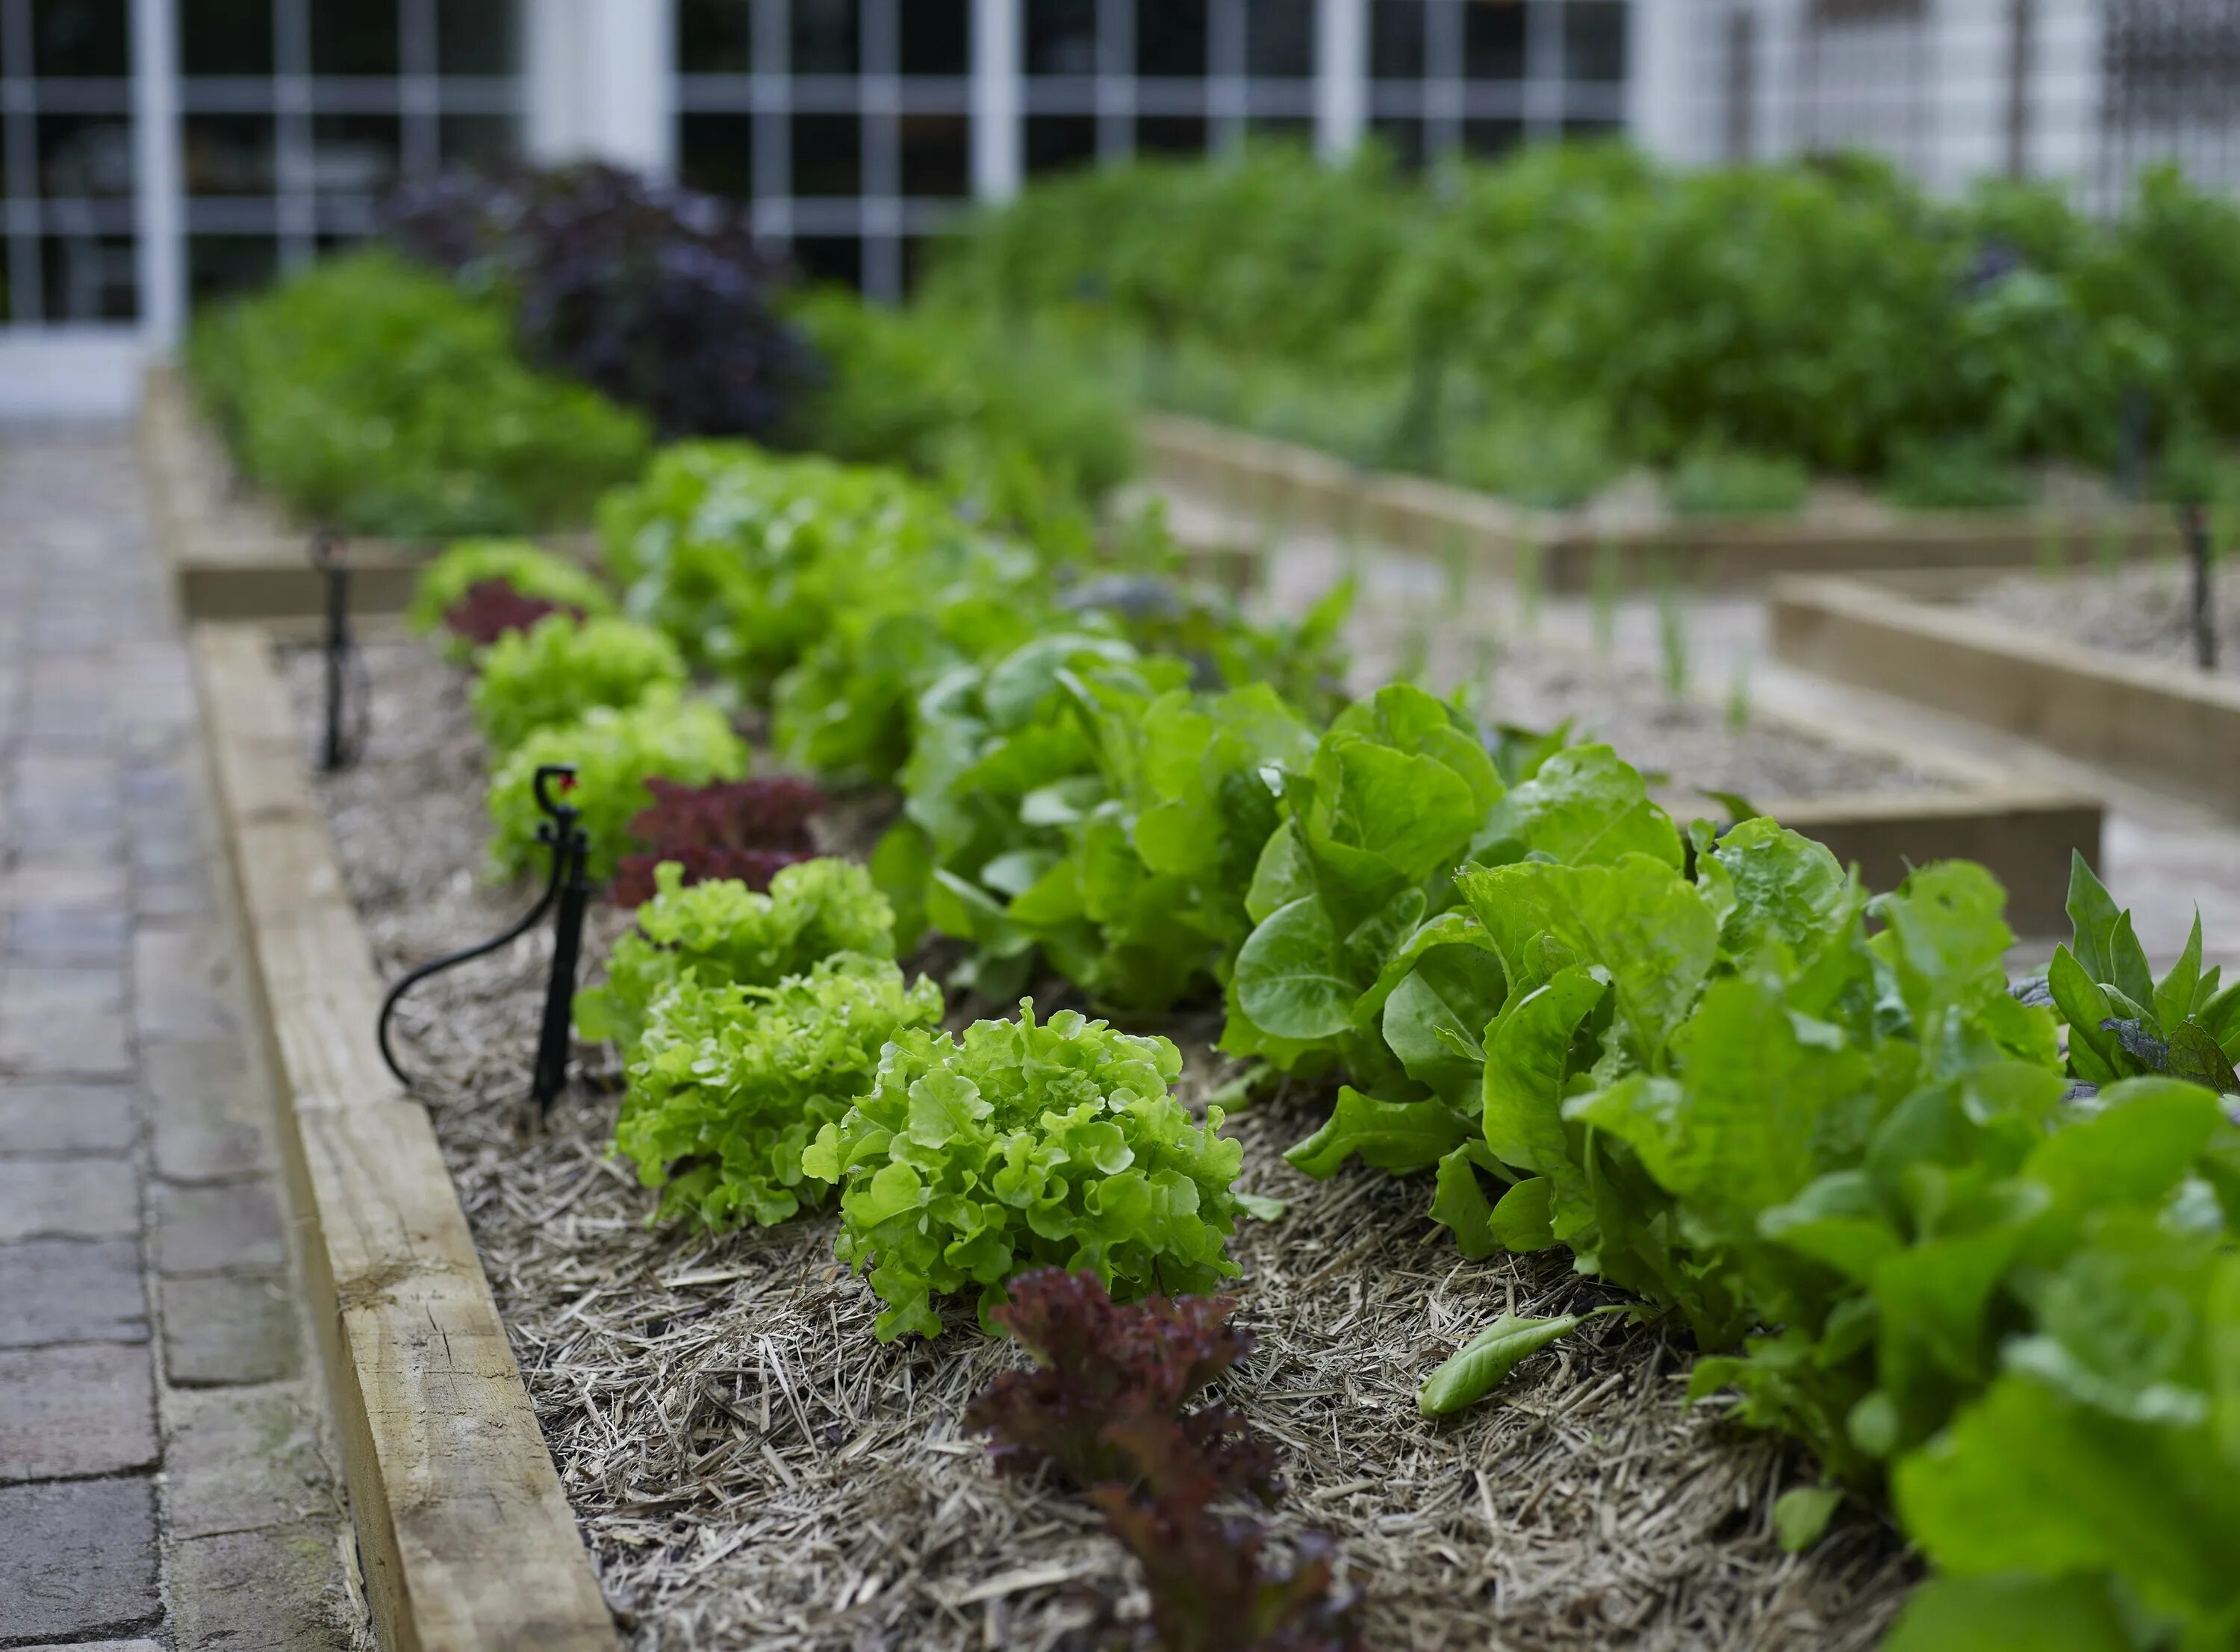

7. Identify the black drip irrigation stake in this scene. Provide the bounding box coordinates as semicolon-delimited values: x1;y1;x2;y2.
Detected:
2183;501;2218;673
313;532;370;770
376;764;594;1118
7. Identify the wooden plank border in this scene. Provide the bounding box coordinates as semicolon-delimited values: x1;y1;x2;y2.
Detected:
193;623;617;1652
1142;413;2180;589
1768;574;2240;822
144;367;594;622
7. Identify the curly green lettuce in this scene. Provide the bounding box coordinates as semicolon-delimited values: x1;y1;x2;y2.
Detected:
484;689;747;882
574;856;896;1059
802;1003;1245;1341
407;537;616;640
615;953;945;1231
469;613;688;754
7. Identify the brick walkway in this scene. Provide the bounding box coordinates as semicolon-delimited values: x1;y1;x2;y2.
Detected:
0;428;362;1651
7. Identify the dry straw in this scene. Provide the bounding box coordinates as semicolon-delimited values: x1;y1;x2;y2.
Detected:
291;643;1916;1651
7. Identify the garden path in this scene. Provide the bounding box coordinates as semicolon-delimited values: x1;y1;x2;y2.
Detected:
0;427;364;1651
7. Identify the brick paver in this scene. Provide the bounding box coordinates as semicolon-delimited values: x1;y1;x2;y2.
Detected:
0;428;360;1649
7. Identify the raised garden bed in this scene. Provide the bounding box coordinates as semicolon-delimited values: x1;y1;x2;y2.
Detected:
1319;581;2102;941
1147;414;2180;593
204;624;1926;1651
192;623;615;1652
1769;573;2240;821
143;364;601;623
145;363;420;620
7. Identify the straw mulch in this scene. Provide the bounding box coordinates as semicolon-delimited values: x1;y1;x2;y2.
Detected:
288;640;1917;1652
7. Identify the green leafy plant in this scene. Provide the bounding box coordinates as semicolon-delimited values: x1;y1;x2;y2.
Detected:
484;690;748;882
1882;438;2033;511
788;288;1137;503
469;614;687;753
407;538;616;640
800;1005;1245;1341
2038;852;2240;1092
1223;687;1611;1090
575;855;895;1060
597;440;1036;700
891;628;1322;1010
187;250;650;539
1669;446;1810;516
614;952;944;1231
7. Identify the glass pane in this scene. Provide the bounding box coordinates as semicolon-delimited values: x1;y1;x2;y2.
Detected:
312;113;402;195
1465;1;1525;78
900;113;969;197
1245;0;1313;77
1024;113;1096;175
1564;0;1626;83
311;0;399;75
437;0;518;75
1248;115;1311;144
1136;0;1206;75
1562;113;1620;136
34;0;129;76
183;113;276;196
680;112;756;198
38;115;133;197
900;0;968;75
41;231;134;320
791;0;858;73
791;112;860;195
1136;113;1207;154
679;0;753;72
438;113;517;167
181;0;274;75
1025;0;1096;75
188;233;279;305
793;234;859;287
1369;113;1425;169
1462;115;1522;156
1371;1;1425;78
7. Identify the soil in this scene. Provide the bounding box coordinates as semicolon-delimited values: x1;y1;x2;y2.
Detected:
287;639;1917;1652
1966;561;2240;678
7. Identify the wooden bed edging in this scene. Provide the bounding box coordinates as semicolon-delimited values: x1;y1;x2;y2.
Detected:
143;367;598;623
1142;413;2180;590
192;623;617;1652
1768;575;2240;821
1759;785;2101;939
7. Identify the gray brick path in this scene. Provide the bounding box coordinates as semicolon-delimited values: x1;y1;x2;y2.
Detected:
0;428;365;1651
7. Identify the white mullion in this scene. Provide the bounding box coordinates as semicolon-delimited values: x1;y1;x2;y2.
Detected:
273;0;314;268
400;0;440;175
1097;0;1133;160
753;0;790;243
971;0;1020;199
1210;0;1245;150
1525;0;1561;137
862;0;900;297
4;0;42;322
1425;0;1462;163
1316;0;1366;159
132;0;181;343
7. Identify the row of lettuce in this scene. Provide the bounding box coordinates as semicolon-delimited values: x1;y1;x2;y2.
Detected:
407;427;2240;1650
195;146;2240;555
929;143;2240;511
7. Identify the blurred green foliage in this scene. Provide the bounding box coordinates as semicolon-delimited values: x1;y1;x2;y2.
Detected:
926;143;2240;505
186;250;651;539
